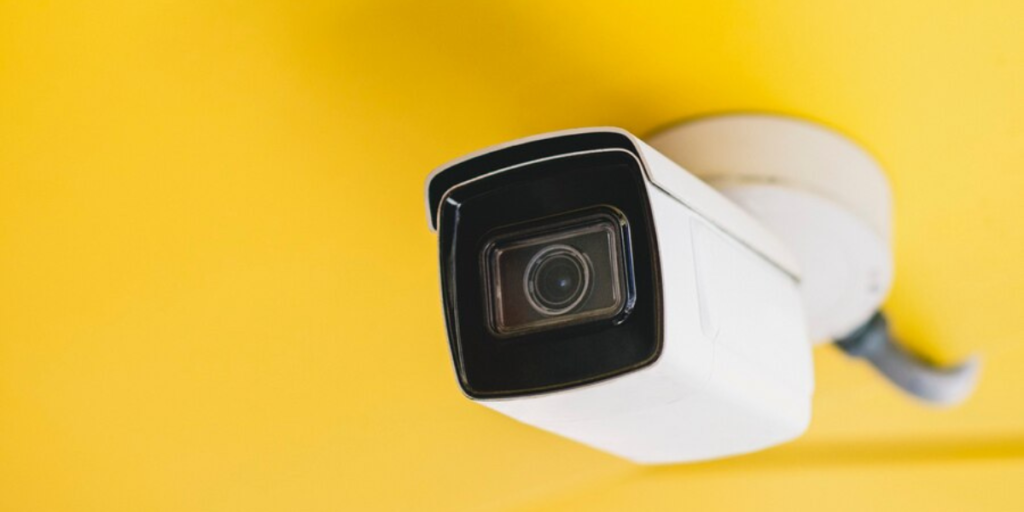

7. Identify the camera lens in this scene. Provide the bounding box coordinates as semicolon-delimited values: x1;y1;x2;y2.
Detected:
525;245;591;315
483;210;629;336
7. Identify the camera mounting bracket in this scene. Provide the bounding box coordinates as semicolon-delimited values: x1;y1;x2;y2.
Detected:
648;114;978;405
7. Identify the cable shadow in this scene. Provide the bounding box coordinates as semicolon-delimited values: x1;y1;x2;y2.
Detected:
644;436;1024;476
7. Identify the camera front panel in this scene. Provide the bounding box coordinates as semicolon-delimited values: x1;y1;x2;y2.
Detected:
438;149;662;398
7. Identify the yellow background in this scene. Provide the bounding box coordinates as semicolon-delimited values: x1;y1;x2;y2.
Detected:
2;1;1023;511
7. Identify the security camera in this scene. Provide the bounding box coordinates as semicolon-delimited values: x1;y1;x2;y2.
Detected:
424;115;979;465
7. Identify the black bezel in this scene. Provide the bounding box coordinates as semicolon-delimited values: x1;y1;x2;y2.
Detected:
436;145;662;398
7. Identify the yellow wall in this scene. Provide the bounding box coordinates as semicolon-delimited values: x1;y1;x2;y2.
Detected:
1;1;1022;511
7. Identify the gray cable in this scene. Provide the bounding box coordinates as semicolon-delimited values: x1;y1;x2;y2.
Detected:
836;312;980;406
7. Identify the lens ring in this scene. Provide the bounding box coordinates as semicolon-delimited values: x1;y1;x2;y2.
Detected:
523;244;591;316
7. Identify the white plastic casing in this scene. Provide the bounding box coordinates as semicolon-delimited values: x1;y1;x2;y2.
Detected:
429;128;814;464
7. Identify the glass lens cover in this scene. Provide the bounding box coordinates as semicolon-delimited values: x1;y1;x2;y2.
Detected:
482;209;630;337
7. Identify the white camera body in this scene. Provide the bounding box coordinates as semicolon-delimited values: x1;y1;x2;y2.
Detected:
426;127;813;464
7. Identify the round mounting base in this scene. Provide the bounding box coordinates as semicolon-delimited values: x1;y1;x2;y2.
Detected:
647;114;893;342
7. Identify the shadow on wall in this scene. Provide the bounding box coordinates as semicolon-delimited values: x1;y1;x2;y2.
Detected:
645;436;1024;475
280;0;764;141
504;437;1024;511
